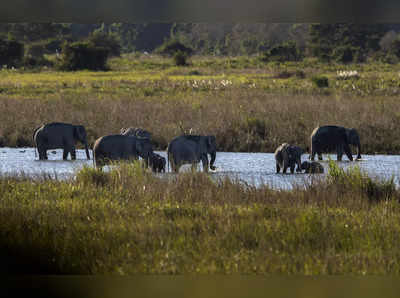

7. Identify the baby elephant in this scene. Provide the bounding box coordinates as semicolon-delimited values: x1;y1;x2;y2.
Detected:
300;161;324;173
149;152;166;173
274;143;304;174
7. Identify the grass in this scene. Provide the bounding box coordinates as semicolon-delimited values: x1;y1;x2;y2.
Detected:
1;162;400;274
1;55;400;153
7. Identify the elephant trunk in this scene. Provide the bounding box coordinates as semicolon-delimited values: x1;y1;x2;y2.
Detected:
84;142;90;160
209;151;216;170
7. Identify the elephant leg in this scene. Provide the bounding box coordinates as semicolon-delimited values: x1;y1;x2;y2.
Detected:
201;155;209;172
63;149;69;160
283;162;288;174
343;143;353;161
317;151;323;160
276;163;280;173
290;165;295;174
71;146;76;160
337;145;343;161
310;149;316;161
38;147;47;160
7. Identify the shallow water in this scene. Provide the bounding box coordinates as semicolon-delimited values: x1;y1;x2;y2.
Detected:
0;147;399;189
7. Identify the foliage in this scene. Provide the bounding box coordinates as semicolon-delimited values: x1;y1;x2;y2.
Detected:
88;31;121;57
311;75;329;88
327;160;395;203
261;41;302;62
0;38;24;67
155;39;193;57
57;41;109;71
173;51;188;66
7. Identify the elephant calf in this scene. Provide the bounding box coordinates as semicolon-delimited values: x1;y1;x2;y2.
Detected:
149;152;166;173
274;143;304;174
300;161;324;173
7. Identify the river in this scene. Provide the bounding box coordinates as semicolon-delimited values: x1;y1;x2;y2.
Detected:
0;147;398;189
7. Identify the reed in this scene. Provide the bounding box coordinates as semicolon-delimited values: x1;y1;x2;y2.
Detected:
1;162;400;274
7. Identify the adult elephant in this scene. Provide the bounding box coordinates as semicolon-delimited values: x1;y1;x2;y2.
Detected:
33;122;90;160
310;125;356;161
93;134;153;169
120;127;152;139
167;135;217;173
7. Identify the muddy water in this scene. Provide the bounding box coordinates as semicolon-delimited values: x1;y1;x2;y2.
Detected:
0;147;399;189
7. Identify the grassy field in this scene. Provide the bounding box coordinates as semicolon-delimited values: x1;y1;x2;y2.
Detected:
1;54;400;153
2;56;400;275
1;162;399;274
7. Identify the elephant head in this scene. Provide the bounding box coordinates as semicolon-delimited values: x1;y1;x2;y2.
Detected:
206;135;217;170
346;128;361;160
74;125;90;160
135;137;153;167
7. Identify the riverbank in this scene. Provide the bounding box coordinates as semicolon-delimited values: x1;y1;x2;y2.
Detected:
1;55;400;153
1;162;399;274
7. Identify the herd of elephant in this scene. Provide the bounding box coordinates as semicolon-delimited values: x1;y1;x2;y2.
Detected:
32;122;217;173
32;122;361;174
275;125;362;174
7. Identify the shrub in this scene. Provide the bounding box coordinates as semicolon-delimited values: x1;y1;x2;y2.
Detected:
173;51;188;66
57;41;110;71
327;160;395;203
0;39;24;67
332;46;357;64
88;31;121;57
261;41;302;62
311;75;329;88
26;43;45;58
22;56;53;69
155;39;193;57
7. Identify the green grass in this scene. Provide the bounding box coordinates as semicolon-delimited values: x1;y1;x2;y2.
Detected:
1;54;400;153
1;162;400;274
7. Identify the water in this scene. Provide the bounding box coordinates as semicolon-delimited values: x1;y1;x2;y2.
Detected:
0;147;399;189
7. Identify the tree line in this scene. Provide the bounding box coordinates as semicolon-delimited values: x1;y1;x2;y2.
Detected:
2;23;400;69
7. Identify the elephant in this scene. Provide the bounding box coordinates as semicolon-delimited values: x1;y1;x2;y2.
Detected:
149;152;166;173
93;134;153;169
274;143;304;174
300;161;324;173
167;135;217;173
120;127;152;139
33;122;90;160
310;125;355;161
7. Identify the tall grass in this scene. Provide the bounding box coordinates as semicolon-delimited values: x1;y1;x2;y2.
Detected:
1;162;400;274
0;56;400;153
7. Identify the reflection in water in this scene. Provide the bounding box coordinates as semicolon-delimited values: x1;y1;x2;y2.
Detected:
0;148;398;190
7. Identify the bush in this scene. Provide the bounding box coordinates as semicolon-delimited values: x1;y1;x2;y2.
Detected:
22;56;53;69
155;39;193;57
173;51;188;66
327;160;395;203
57;41;110;71
0;39;24;67
88;32;121;57
26;43;45;58
311;75;329;88
261;41;302;62
332;46;358;64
